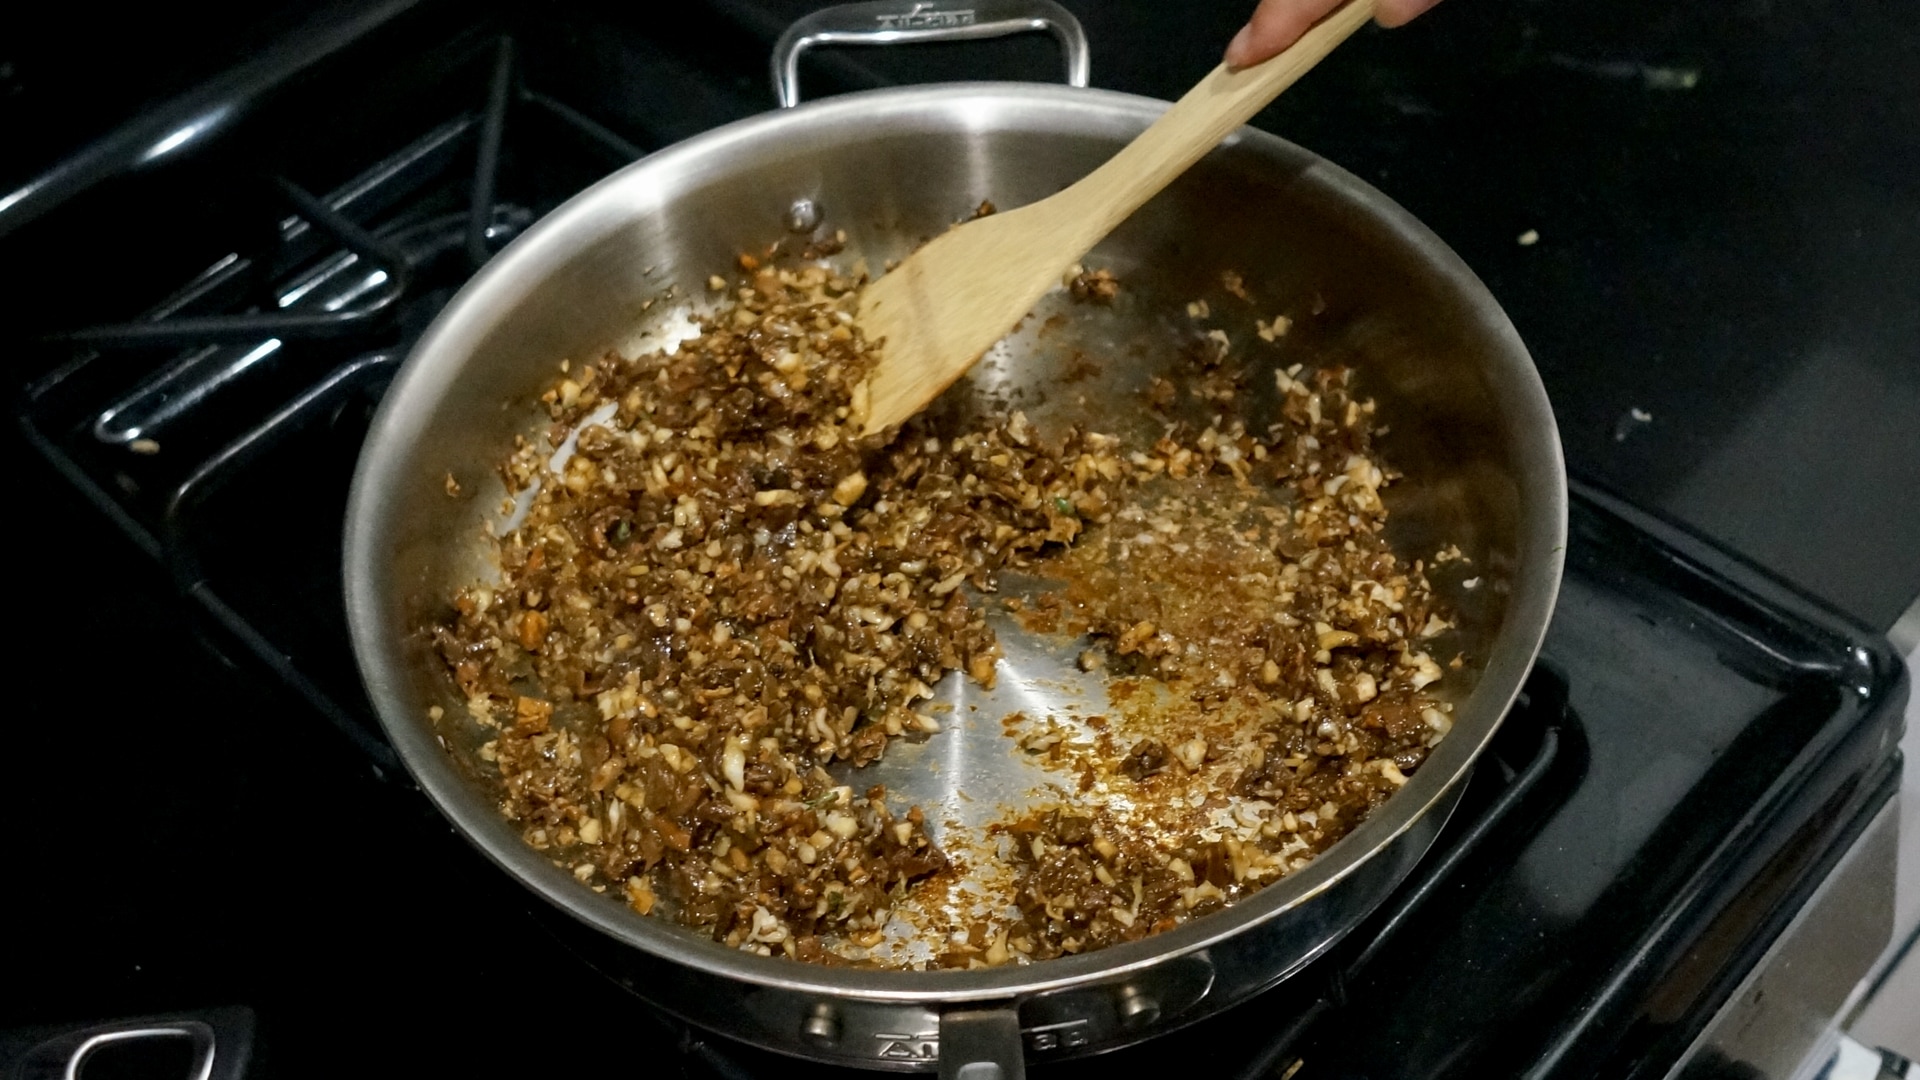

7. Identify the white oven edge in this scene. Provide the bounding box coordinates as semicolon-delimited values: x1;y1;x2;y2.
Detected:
1666;793;1899;1080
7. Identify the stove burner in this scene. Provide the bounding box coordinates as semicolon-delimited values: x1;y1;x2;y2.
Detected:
16;34;644;765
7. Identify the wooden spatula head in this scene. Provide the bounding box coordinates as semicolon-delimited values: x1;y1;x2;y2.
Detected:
854;202;1092;436
851;0;1378;436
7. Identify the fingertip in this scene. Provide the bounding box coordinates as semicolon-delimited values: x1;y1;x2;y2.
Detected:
1224;24;1256;70
1376;0;1442;29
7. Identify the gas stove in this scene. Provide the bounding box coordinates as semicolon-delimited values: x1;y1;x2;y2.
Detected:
3;3;1908;1078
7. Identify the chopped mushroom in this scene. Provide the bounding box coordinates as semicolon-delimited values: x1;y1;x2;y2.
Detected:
431;253;1456;970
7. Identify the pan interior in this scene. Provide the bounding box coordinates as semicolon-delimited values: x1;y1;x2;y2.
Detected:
348;85;1559;993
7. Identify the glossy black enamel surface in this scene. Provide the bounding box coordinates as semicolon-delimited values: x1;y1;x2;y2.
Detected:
717;0;1920;632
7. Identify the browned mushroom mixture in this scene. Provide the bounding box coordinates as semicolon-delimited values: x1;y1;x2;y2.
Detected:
986;455;1453;960
430;257;1455;968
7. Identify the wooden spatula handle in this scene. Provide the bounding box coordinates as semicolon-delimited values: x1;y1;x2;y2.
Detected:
852;0;1375;434
1053;0;1378;252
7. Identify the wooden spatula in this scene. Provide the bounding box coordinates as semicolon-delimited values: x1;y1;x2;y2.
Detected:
853;0;1377;436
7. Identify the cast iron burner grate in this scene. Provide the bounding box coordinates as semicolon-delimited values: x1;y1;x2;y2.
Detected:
16;36;647;768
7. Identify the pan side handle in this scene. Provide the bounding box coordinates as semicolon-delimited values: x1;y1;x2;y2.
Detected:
771;0;1090;108
938;1008;1027;1080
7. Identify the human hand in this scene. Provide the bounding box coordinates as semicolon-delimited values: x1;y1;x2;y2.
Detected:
1225;0;1444;69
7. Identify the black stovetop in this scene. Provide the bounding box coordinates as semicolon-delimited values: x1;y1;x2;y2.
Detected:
2;3;1911;1077
7;0;1917;630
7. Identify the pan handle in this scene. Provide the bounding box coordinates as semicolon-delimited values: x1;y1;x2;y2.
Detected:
937;1008;1026;1080
771;0;1090;107
1;1007;254;1080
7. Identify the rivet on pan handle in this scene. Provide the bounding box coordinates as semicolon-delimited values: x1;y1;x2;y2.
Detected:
771;0;1091;108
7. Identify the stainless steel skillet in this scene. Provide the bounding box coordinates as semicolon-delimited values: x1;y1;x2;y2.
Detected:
345;3;1565;1074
